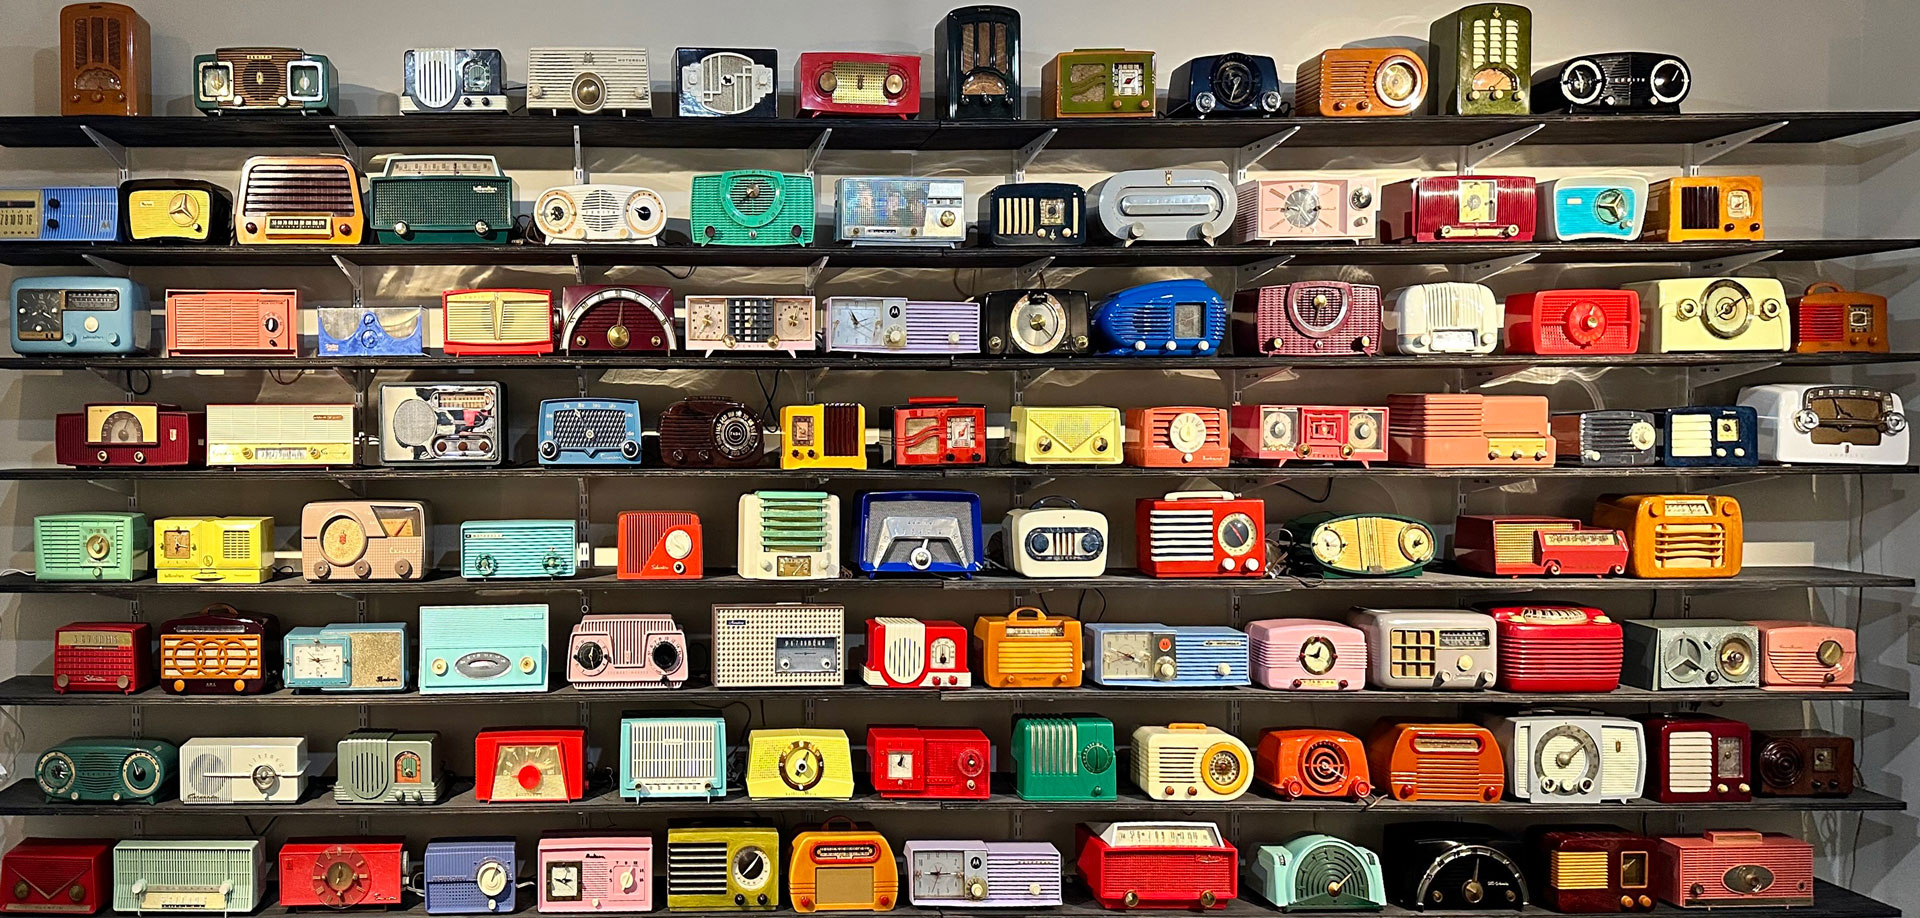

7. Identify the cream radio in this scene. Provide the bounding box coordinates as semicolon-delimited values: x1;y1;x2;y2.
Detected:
527;48;652;115
1386;283;1501;354
738;490;840;580
1623;277;1790;353
206;403;355;467
1130;723;1253;802
179;737;310;804
1487;713;1645;804
300;500;429;581
745;728;854;800
710;603;845;688
1002;498;1109;578
1008;406;1122;465
1739;384;1909;465
534;184;667;244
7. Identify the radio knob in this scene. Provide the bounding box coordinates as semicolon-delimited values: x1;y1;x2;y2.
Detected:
393;220;410;238
1640;896;1654;908
1457;654;1474;671
1738;782;1750;792
1716;782;1728;793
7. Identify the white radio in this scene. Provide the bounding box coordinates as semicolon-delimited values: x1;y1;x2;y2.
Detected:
1738;383;1909;465
1386;283;1501;354
179;737;310;804
1488;712;1645;804
709;603;845;688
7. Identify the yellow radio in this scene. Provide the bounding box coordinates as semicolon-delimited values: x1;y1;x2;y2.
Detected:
781;403;867;470
121;179;231;242
789;819;899;913
745;728;855;800
1622;277;1790;353
154;516;274;584
1130;723;1253;802
1592;493;1743;579
1008;406;1123;465
667;823;782;910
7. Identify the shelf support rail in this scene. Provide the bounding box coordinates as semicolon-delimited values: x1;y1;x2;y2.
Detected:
805;256;831;295
79;125;130;183
572;125;588;184
1686;249;1784;277
328;124;362;173
1232;126;1301;184
80;254;130;279
1684;122;1787;177
1016;257;1053;288
1452;252;1539;283
1234;255;1294;290
332;255;366;309
1458;124;1544;174
804;128;833;176
1013;129;1057;182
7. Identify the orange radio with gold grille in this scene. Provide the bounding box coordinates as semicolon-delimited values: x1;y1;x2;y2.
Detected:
235;155;365;245
1254;728;1372;800
1365;721;1504;802
1591;494;1743;579
789;818;898;913
972;607;1082;688
158;605;280;695
1294;48;1426;116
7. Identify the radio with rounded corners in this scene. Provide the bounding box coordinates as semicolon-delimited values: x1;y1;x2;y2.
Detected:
0;836;113;914
863;618;970;688
567;614;688;689
159;606;278;694
979;288;1092;356
1529;826;1658;913
539;398;644;466
800;52;918;117
461;519;576;580
1132;723;1252;802
120;179;231;243
1255;729;1371;799
1009;406;1122;465
1232;282;1381;356
1135;490;1264;577
318;306;422;356
1382;175;1537;242
56;403;204;468
1553;410;1658;467
301;500;428;582
1367;723;1505;802
418;604;549;694
1234;178;1378;243
1487;604;1623;692
1652;831;1810;909
235;155;359;243
1280;512;1433;578
974;608;1082;687
194;48;334;113
37;738;176;804
1247;620;1367;691
1792;282;1887;353
528;48;650;115
378;381;504;466
666;822;779;911
789;820;897;913
1012;715;1112;800
982;182;1083;245
1638;713;1751;803
1385;824;1527;910
1350;609;1496;689
1488;713;1644;803
1593;494;1743;578
1642;176;1764;242
284;623;408;692
1125;406;1229;467
1655;406;1757;467
369;154;511;245
1753;730;1853;796
1251;835;1384;912
1429;3;1531;115
35;513;148;583
278;836;408;910
738;492;841;581
423;838;515;915
1750;620;1855;689
692;171;813;246
334;729;443;804
677;48;776;118
745;728;854;801
1739;383;1909;465
1386;283;1500;354
1043;49;1155;117
1296;48;1425;116
1538;175;1649;240
1534;53;1690;113
1076;822;1236;910
154;517;272;584
782;404;866;470
403;48;508;113
536;184;667;244
1169;53;1284;117
1094;279;1227;355
53;621;154;694
441;288;554;355
475;728;585;803
1090;169;1236;244
1085;624;1250;686
1504;289;1640;354
661;397;764;468
1624;277;1788;352
1002;500;1107;577
684;295;816;354
886;398;985;465
936;6;1019;120
165;288;295;357
1387;393;1552;467
62;2;150;115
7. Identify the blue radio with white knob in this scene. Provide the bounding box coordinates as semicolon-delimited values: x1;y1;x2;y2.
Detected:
1083;623;1251;686
1092;279;1227;355
10;276;149;354
418;605;549;694
318;306;424;356
538;398;644;465
460;519;577;579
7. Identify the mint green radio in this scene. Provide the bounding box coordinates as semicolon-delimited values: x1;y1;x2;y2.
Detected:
113;839;264;913
34;512;149;581
690;170;814;246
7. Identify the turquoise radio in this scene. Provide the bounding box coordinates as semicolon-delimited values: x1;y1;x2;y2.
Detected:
1251;834;1386;911
690;171;814;246
460;519;578;579
619;715;728;800
284;623;409;692
419;604;549;694
34;512;149;581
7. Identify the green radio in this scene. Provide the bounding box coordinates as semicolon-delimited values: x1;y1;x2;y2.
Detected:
1429;4;1532;115
369;155;514;245
1011;715;1116;801
690;171;814;246
34;512;149;581
36;737;178;804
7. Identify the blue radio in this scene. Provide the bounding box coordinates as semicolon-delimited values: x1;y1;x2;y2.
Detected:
423;838;517;915
1083;623;1251;686
418;604;549;694
1539;175;1649;241
39;187;119;241
1092;279;1228;355
538;398;644;465
10;276;149;354
858;490;984;577
318;306;424;356
618;715;728;800
1657;405;1758;467
283;623;410;692
461;519;577;579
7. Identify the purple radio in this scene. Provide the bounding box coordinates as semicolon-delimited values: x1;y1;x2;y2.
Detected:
903;840;1063;908
565;614;688;689
824;297;981;354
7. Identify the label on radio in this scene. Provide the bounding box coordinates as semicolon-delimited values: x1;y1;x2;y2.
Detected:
267;216;331;232
1411;734;1483;753
810;842;879;863
59;631;132;647
1430;329;1477;351
1438;629;1489;648
775;637;838;674
1541;531;1622;546
141;891;228;910
1295;678;1340;689
0;197;38;239
254;447;314;462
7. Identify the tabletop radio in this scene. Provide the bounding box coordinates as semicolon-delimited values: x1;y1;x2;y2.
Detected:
335;729;443;804
284;623;408;692
1387;393;1553;467
419;603;549;694
278;837;406;910
667;823;780;910
864;618;971;688
1085;624;1251;686
165;288;295;356
1487;605;1622;692
536;184;668;244
1741;384;1909;465
826;298;978;354
1013;716;1113;800
1656;406;1757;466
568;614;687;689
1002;500;1108;577
179;736;309;804
1538;175;1649;240
836;178;963;246
559;284;675;352
975;609;1083;687
1132;723;1253;801
539;835;652;913
904;841;1060;908
1252;835;1385;912
685;295;816;354
1043;49;1154;117
1641;713;1751;802
528;47;650;115
1247;620;1367;691
1076;822;1237;910
1367;723;1504;801
1233;406;1388;468
1430;3;1532;114
1170;53;1285;117
319;306;423;356
1383;175;1537;242
402;48;508;112
111;841;262;914
0;191;38;241
1351;608;1497;689
206;403;355;466
1530;827;1657;913
120;179;230;242
1;836;112;914
35;512;147;582
692;171;813;246
1234;178;1379;244
980;288;1092;355
677;47;777;117
62;2;149;115
1793;282;1887;352
1095;279;1228;355
1625;277;1789;352
982;182;1083;245
1643;176;1764;242
378;381;504;466
301;499;429;581
1254;729;1371;798
462;519;576;579
1454;515;1629;577
1751;620;1856;689
19;187;118;242
53;622;153;694
1535;53;1690;113
739;491;841;581
1009;405;1122;465
1387;282;1501;354
235;155;360;243
159;607;277;694
441;288;554;355
423;839;515;915
1281;512;1434;578
620;716;725;799
711;602;845;686
1653;832;1811;908
154;517;272;584
1385;825;1527;910
1091;169;1236;244
1553;410;1659;467
1754;730;1853;796
1621;619;1759;690
799;52;918;117
790;821;897;913
369;154;511;244
1232;282;1381;356
620;512;702;579
1136;490;1264;577
868;726;990;798
1489;713;1643;803
1594;494;1744;578
36;738;174;804
746;729;854;800
1296;48;1426;116
194;48;334;112
475;728;585;802
661;397;764;467
1504;289;1640;354
1125;407;1229;467
539;398;644;465
937;6;1019;119
886;398;985;465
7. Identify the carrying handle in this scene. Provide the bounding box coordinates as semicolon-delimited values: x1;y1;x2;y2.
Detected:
819;815;861;831
1701;830;1764;844
1805;282;1845;295
1006;606;1049;622
1028;496;1082;510
1161;490;1237;502
201;603;241;617
907;396;959;406
1168;723;1211;732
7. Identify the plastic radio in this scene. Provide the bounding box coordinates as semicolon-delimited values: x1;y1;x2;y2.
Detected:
1094;280;1227;355
527;47;650;115
685;295;816;354
318;306;423;356
1295;48;1426;116
710;602;845;686
402;48;508;113
789;821;897;913
798;52;918;117
0;190;38;240
206;403;354;467
863;618;971;688
886;398;985;465
1076;822;1237;910
1387;393;1553;467
1653;832;1811;909
1232;283;1381;357
1;836;112;914
1385;825;1527;910
1367;723;1504;802
111;841;262;914
277;837;407;910
1012;715;1114;800
1002;500;1107;577
567;614;687;689
619;512;702;579
62;2;150;115
1751;620;1855;689
368;154;511;244
53;622;153;694
1531;827;1658;913
1621;619;1759;690
661;397;764;467
692;171;813;246
378;381;504;466
1504;289;1640;354
194;48;332;112
619;716;725;799
235;155;360;244
165;288;295;356
178;736;308;804
1281;512;1434;578
334;729;443;804
835;177;964;246
538;398;643;466
538;835;652;913
1538;175;1649;240
159;607;277;694
1132;724;1252;802
441;288;554;356
1387;282;1501;354
474;728;585;803
1642;176;1764;242
1009;406;1122;465
1170;53;1285;117
1489;713;1644;803
666;824;780;910
980;288;1093;356
1247;620;1367;691
418;604;549;694
746;729;854;801
1454;515;1629;577
1594;494;1744;578
1043;48;1155;117
535;184;667;244
1535;53;1691;113
904;841;1061;908
867;726;990;798
1487;605;1623;692
1383;175;1537;242
556;285;675;353
153;517;272;584
1657;406;1757;467
677;47;777;117
1793;282;1887;353
1234;178;1379;243
1125;407;1229;467
1430;3;1532;114
1232;405;1387;469
1091;169;1236;244
423;839;516;915
1641;713;1751;802
283;623;409;692
1136;490;1264;577
1625;277;1789;352
35;512;147;582
0;187;117;241
1085;623;1251;686
974;609;1082;687
738;491;841;581
120;179;231;242
301;500;429;581
936;6;1019;119
1351;608;1496;689
982;182;1084;245
1741;383;1909;465
36;738;175;804
1252;835;1385;912
1754;730;1854;796
1254;729;1371;799
1554;410;1659;467
826;298;978;354
462;519;576;579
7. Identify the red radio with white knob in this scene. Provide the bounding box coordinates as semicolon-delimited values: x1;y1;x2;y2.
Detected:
1;837;112;915
1504;289;1641;355
474;728;586;803
863;618;970;689
1075;822;1237;911
276;837;407;910
865;726;991;799
1487;605;1622;693
1230;404;1386;468
616;511;702;580
1135;491;1264;578
1652;832;1812;908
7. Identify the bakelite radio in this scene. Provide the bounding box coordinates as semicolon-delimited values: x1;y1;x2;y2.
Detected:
617;511;702;579
973;608;1083;688
526;47;652;115
665;823;780;911
301;500;429;581
36;738;176;804
1135;490;1264;577
863;618;971;688
111;840;264;914
194;48;335;113
1387;394;1553;467
401;48;509;113
283;623;409;692
710;602;845;687
538;398;645;466
979;288;1093;356
159;606;279;694
1125;406;1229;467
1489;713;1644;803
1090;169;1236;244
474;727;586;803
537;835;653;912
1386;282;1500;355
782;404;866;470
886;398;986;466
1083;624;1249;686
1;836;113;914
1231;406;1388;468
1093;279;1228;355
20;186;119;242
1530;827;1658;913
1642;176;1764;242
1592;494;1744;578
1042;49;1155;117
10;276;147;355
165;289;296;357
981;182;1084;245
460;518;577;580
1008;406;1122;465
1753;730;1854;797
178;736;309;804
1251;835;1386;913
53;622;153;694
566;614;688;689
1281;512;1434;578
422;839;516;915
1793;282;1888;353
205;403;355;467
154;516;272;583
677;47;778;118
1504;289;1640;355
1002;499;1108;577
1488;605;1623;692
1537;175;1650;241
737;491;840;582
1453;515;1628;577
1131;723;1253;801
1012;715;1115;800
789;821;898;913
1430;3;1532;115
1169;53;1285;117
1656;406;1758;467
235;155;360;244
660;397;764;468
560;284;675;353
120;179;231;243
824;298;980;353
378;382;504;466
34;512;148;583
1075;822;1237;910
1366;722;1504;801
618;716;724;800
865;726;991;799
1247;619;1368;690
276;838;406;910
61;3;151;115
1234;179;1379;243
368;154;512;244
1641;713;1751;803
684;295;816;353
1295;48;1426;116
1351;608;1496;689
1652;832;1812;908
318;306;422;356
418;603;550;695
902;840;1062;908
1534;53;1691;113
836;178;966;246
534;184;668;244
1750;620;1856;689
334;729;443;804
691;171;814;246
1382;175;1537;242
1233;281;1382;355
1254;728;1372;799
1385;824;1528;910
1740;384;1910;465
1553;410;1659;467
441;288;555;356
798;52;919;117
1621;619;1760;690
746;728;855;801
858;490;983;576
936;5;1019;120
1625;277;1789;353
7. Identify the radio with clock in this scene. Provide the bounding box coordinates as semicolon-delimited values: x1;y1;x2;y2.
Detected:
284;623;407;692
165;288;295;357
1753;730;1853;796
1488;605;1623;692
1351;608;1496;689
1504;289;1640;354
739;491;840;581
1593;493;1744;578
619;511;702;579
826;298;979;354
886;398;985;465
661;397;764;468
1535;53;1690;113
36;738;175;804
1387;393;1553;467
1740;383;1909;465
1652;832;1811;909
1281;512;1433;578
863;618;970;688
475;727;585;803
1233;281;1381;356
1751;620;1856;689
194;48;334;113
1126;406;1229;467
1136;490;1263;576
277;837;407;909
1656;406;1757;466
567;614;688;689
120;179;230;242
746;729;854;801
1453;515;1628;577
1042;49;1155;117
1554;409;1659;467
837;177;964;246
235;155;360;244
402;48;508;113
461;519;576;579
1383;175;1537;242
1489;713;1644;803
619;716;725;800
1368;722;1506;802
790;821;897;913
692;171;813;246
684;295;816;355
800;52;918;117
178;736;308;804
52;621;153;694
1385;824;1527;910
111;840;262;914
1430;3;1532;115
1231;406;1388;468
710;602;845;686
154;517;272;584
1012;715;1113;800
0;836;112;914
866;726;991;798
1251;835;1386;912
1170;53;1285;117
1002;500;1107;577
35;512;147;583
378;382;503;466
1530;827;1657;913
1624;277;1789;352
1296;48;1426;116
539;398;645;465
665;823;779;911
62;2;150;115
1386;282;1501;354
975;608;1083;687
1247;620;1367;691
334;729;442;804
318;306;422;356
677;48;777;118
301;499;428;582
1621;619;1759;690
1538;175;1649;240
903;841;1061;908
1132;723;1252;801
1640;713;1751;803
1642;176;1764;242
936;6;1019;120
1235;177;1379;243
528;47;650;115
1076;822;1237;910
535;184;667;244
1094;279;1227;355
418;603;549;694
423;839;515;915
369;154;511;244
1085;623;1250;686
440;288;553;356
1254;729;1371;799
980;288;1092;356
1009;406;1121;465
1091;169;1236;244
981;182;1083;245
159;607;277;694
538;835;652;913
1793;282;1887;353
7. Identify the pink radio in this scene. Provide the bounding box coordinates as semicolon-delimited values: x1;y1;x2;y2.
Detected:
565;614;688;690
1653;831;1812;909
1231;282;1381;356
1230;404;1386;468
537;834;653;912
1246;619;1366;691
1750;621;1855;690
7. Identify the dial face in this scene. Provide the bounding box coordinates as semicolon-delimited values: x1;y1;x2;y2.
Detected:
1717;635;1754;679
1535;724;1600;795
1702;280;1755;339
913;851;968;900
833;302;880;345
947;415;977;448
1112;63;1145;96
1263;408;1294;449
1217;512;1257;557
1110;824;1218;847
1101;630;1154;679
475;861;509;898
1716;735;1744;777
1593;188;1629;226
688;300;725;342
664;528;694;559
1665;635;1706;682
15;290;63;340
100;410;144;443
123;751;160;794
494;743;564;798
779;741;825;790
1311;527;1346;565
1174;302;1205;339
293;643;346;680
1012;294;1067;353
1818;640;1846;667
319;515;368;565
462;57;494;92
931;637;958;668
732;847;771;891
1213;59;1254;105
538;190;576;234
1726;190;1754;219
1400;524;1434;562
775;301;811;342
1300;636;1337;674
200;64;231;98
1167;412;1209;453
290;65;320;98
1377;59;1420;105
1282;187;1324;228
1204;744;1245;793
546;864;581;900
1457;178;1497;224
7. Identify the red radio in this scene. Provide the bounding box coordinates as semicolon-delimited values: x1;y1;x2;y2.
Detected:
1;838;112;915
1792;283;1888;354
862;618;970;688
1488;605;1622;693
474;728;587;803
56;403;206;468
1641;713;1750;803
887;398;986;466
1124;407;1229;468
165;289;299;357
277;837;408;910
1454;515;1628;577
1076;821;1237;911
1382;175;1537;243
1653;832;1812;909
1230;282;1381;356
1135;490;1265;578
865;726;991;799
616;511;702;580
797;52;921;118
1532;828;1659;913
558;284;676;353
1503;289;1641;355
53;622;153;695
1230;404;1386;468
1253;729;1372;799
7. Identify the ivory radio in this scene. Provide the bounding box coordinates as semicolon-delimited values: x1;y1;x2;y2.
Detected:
1642;176;1764;242
974;608;1083;688
567;614;688;689
1090;169;1236;244
537;835;654;913
836;177;965;246
120;178;231;242
1504;289;1640;354
1385;824;1528;910
1252;835;1386;912
903;840;1062;908
1125;406;1229;468
334;729;443;804
1488;605;1623;693
10;276;147;355
301;499;429;581
936;5;1019;120
1621;619;1760;690
863;618;971;688
475;727;586;803
159;607;278;694
1641;713;1751;803
154;516;272;584
1793;282;1888;353
1076;822;1237;910
692;171;814;246
618;511;703;579
710;602;845;687
1534;52;1691;113
111;840;262;914
1367;723;1504;802
527;47;651;115
1754;730;1854;797
36;738;175;804
368;154;512;244
235;155;360;244
378;381;504;466
1094;279;1227;355
1530;827;1657;913
1386;282;1501;354
800;52;919;117
665;823;780;910
981;182;1084;246
1382;175;1537;242
1351;608;1497;689
684;295;816;354
539;398;645;465
1234;178;1379;243
1295;48;1426;116
1132;723;1253;802
1254;729;1372;799
401;48;509;113
423;838;516;915
1002;499;1108;577
535;185;668;244
194;48;334;113
178;736;309;804
165;288;295;356
1430;3;1532;114
1652;831;1811;908
866;726;991;799
1247;619;1368;691
660;397;764;468
441;288;554;356
1592;493;1744;578
2;186;119;242
1453;515;1629;577
1232;281;1382;356
1740;383;1909;465
1751;620;1856;689
1012;715;1114;800
1657;406;1757;467
35;512;148;583
1624;277;1789;352
283;623;409;692
677;47;778;118
1553;409;1659;467
1169;53;1285;117
826;298;980;354
1;836;113;914
1281;512;1435;578
790;821;898;913
1233;406;1388;469
738;491;841;581
746;728;855;801
62;2;151;115
980;288;1092;356
52;621;154;694
1386;393;1553;467
1008;405;1122;465
1135;490;1264;577
318;306;423;356
206;403;354;467
418;603;550;694
886;398;986;465
619;716;725;800
1538;175;1650;240
1084;623;1251;686
1042;48;1155;117
1489;713;1644;803
461;519;576;580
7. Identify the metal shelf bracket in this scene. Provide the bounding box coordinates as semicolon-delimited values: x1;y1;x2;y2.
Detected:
571;124;588;184
332;255;366;308
1684;122;1787;176
571;254;587;285
1230;367;1296;403
1689;360;1783;386
327;124;361;172
1233;126;1301;183
804;128;833;176
1017;256;1053;287
79;125;130;183
1459;124;1544;174
1452;252;1539;283
1686;249;1784;276
805;256;831;294
80;253;130;278
1234;255;1294;290
1014;129;1057;182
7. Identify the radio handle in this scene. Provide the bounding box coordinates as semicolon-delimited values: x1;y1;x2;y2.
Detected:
1006;606;1050;622
1167;723;1211;732
1804;282;1845;295
200;603;241;617
1028;496;1082;510
819;815;861;831
1701;830;1765;845
1161;490;1239;502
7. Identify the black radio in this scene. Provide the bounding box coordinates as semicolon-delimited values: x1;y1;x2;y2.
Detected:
981;182;1085;246
1168;53;1286;117
1386;823;1530;911
979;289;1092;357
1532;53;1691;114
936;5;1020;120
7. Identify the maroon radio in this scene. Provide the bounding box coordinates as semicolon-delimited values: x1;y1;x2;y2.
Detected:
797;52;921;118
1652;831;1812;909
276;837;408;910
53;622;154;695
1454;515;1628;577
1;838;113;915
1640;713;1751;803
1530;827;1658;913
1487;605;1623;693
1503;289;1641;355
1075;821;1237;910
1231;282;1381;356
886;397;986;466
55;403;207;468
1381;175;1537;243
1753;730;1854;797
558;284;676;353
865;726;991;799
1230;404;1387;468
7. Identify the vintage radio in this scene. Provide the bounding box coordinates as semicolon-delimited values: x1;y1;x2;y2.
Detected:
1282;512;1433;578
1085;623;1250;686
1657;406;1758;467
423;839;516;915
1253;836;1386;913
1489;713;1644;803
536;184;668;244
402;48;508;112
1643;176;1764;242
1538;175;1650;240
868;726;991;798
1135;490;1264;577
462;519;576;579
667;823;780;910
789;821;897;913
1386;825;1527;910
1367;723;1504;801
1535;53;1690;113
827;298;979;354
975;608;1083;687
1454;515;1629;577
1076;822;1237;910
1641;713;1751;802
1488;605;1623;692
528;47;651;115
1234;178;1379;244
1002;500;1108;577
1233;406;1388;470
1793;282;1887;353
475;728;585;802
194;47;333;112
739;491;841;581
904;841;1060;908
1621;619;1759;689
691;171;813;246
1170;53;1285;117
441;288;554;356
35;512;147;582
1012;715;1114;800
559;284;675;353
1653;831;1811;908
1254;729;1371;798
980;288;1092;355
539;835;653;913
1554;410;1659;467
154;517;272;584
418;603;549;694
677;47;777;117
799;52;919;117
1625;278;1789;352
1751;620;1856;689
1504;289;1640;355
1247;620;1367;691
568;614;687;689
1125;406;1229;468
1;837;113;914
235;155;361;243
1009;406;1122;465
13;187;117;242
334;729;443;804
1351;608;1496;689
1754;730;1853;796
661;397;764;468
619;512;703;580
111;841;262;914
319;306;423;356
302;500;429;582
1530;827;1657;913
538;398;644;466
1295;48;1426;116
165;288;295;357
61;2;150;115
1091;169;1237;244
284;623;408;692
685;295;816;354
710;602;845;686
836;178;964;246
864;618;971;688
885;398;985;466
278;838;406;910
620;716;725;800
1131;723;1252;801
937;6;1019;119
1043;48;1155;117
1430;4;1532;115
1741;384;1909;465
0;190;38;241
178;736;309;804
1387;393;1553;467
1095;280;1227;355
981;182;1083;245
1232;283;1381;358
1594;494;1744;578
1383;175;1537;242
745;729;854;801
379;381;503;466
53;622;153;694
121;179;231;242
36;738;175;803
206;403;354;467
369;154;512;244
159;607;276;694
1386;283;1501;354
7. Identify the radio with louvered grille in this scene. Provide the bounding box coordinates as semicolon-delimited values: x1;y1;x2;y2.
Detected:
536;184;667;244
677;48;776;118
206;403;355;467
666;824;779;911
799;52;919;117
1075;822;1237;910
863;619;970;688
1792;283;1887;353
194;48;334;113
378;382;503;466
165;289;295;356
1454;515;1628;577
402;49;507;113
1387;393;1552;467
1012;715;1112;799
1252;834;1385;912
982;182;1083;245
235;155;360;243
1656;406;1757;467
1594;494;1743;578
1505;289;1640;354
738;491;840;581
1534;52;1690;113
660;397;764;468
1350;608;1495;689
1;836;112;913
1247;620;1368;691
36;513;147;584
62;3;150;115
158;606;278;694
1487;605;1623;692
561;284;675;351
1753;730;1853;797
442;288;554;356
1085;624;1250;686
1296;48;1426;116
539;398;644;466
1042;49;1156;117
178;736;308;805
36;738;175;804
868;727;990;799
1642;176;1764;242
684;295;816;354
1621;619;1759;690
1538;175;1650;240
153;517;272;584
1232;405;1388;468
1125;406;1229;467
1430;3;1531;115
111;840;263;914
538;835;653;913
1625;277;1788;352
1652;831;1810;908
1233;282;1381;356
53;622;152;694
1553;410;1659;467
1136;490;1264;577
334;729;442;804
780;404;865;470
1740;383;1909;465
1750;621;1855;689
937;6;1020;119
904;840;1061;908
1367;722;1504;802
370;154;512;244
1383;175;1537;242
1002;500;1106;577
1490;713;1644;803
1235;178;1379;243
1641;713;1750;802
1095;279;1227;355
711;602;844;685
567;614;687;689
692;171;813;245
10;187;120;242
1387;282;1500;354
975;608;1082;688
1132;723;1252;801
619;716;725;799
1531;827;1658;913
826;298;980;354
528;48;651;115
618;511;702;579
423;838;515;915
1255;729;1372;799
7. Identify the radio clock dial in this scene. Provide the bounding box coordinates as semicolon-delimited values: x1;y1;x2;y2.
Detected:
1213;58;1254;106
1101;631;1154;679
319;516;368;566
775;301;810;342
1300;636;1336;674
1280;187;1323;228
930;636;958;669
832;303;880;346
778;741;826;790
1534;723;1600;795
913;850;967;900
1011;294;1067;354
1399;524;1434;562
1202;743;1248;795
475;861;509;898
1701;280;1756;339
546;864;580;900
1217;512;1257;557
1262;409;1295;450
1376;57;1423;107
1311;527;1347;566
293;643;346;681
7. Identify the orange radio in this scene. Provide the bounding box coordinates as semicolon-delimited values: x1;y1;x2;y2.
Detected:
789;819;898;913
616;511;702;580
165;289;298;357
1642;176;1763;243
1365;721;1504;803
1386;394;1553;468
1294;48;1426;116
1453;515;1628;577
1750;621;1854;690
972;608;1082;688
236;155;365;245
1592;494;1742;579
1254;729;1372;800
1792;283;1888;353
1503;289;1641;355
1123;407;1228;468
62;3;152;116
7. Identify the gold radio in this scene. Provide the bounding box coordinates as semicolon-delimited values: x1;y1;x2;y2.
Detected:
235;155;364;245
1642;176;1763;242
781;404;867;470
159;605;279;695
154;516;273;584
745;729;855;800
667;824;781;910
300;500;430;581
973;608;1083;688
1593;494;1743;579
206;403;356;467
789;820;898;913
1009;406;1122;465
122;179;231;242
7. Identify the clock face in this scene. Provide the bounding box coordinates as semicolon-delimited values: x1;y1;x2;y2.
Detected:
688;300;726;343
1263;408;1295;450
1212;59;1254;106
779;741;825;790
1300;636;1336;674
913;850;967;900
775;300;811;342
292;643;346;680
832;302;880;345
1101;631;1154;679
1534;723;1599;795
1311;526;1347;565
1279;186;1325;229
886;749;915;779
931;637;958;668
546;863;582;901
1166;411;1209;453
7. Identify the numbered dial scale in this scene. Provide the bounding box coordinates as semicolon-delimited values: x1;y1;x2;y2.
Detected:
1012;294;1070;353
1531;724;1602;796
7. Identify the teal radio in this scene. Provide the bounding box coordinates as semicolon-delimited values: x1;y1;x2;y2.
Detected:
690;171;814;246
419;604;549;694
11;276;149;355
283;623;409;692
37;737;178;804
461;519;578;579
369;154;514;245
1012;715;1117;801
619;715;728;800
1250;834;1386;912
34;512;149;581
